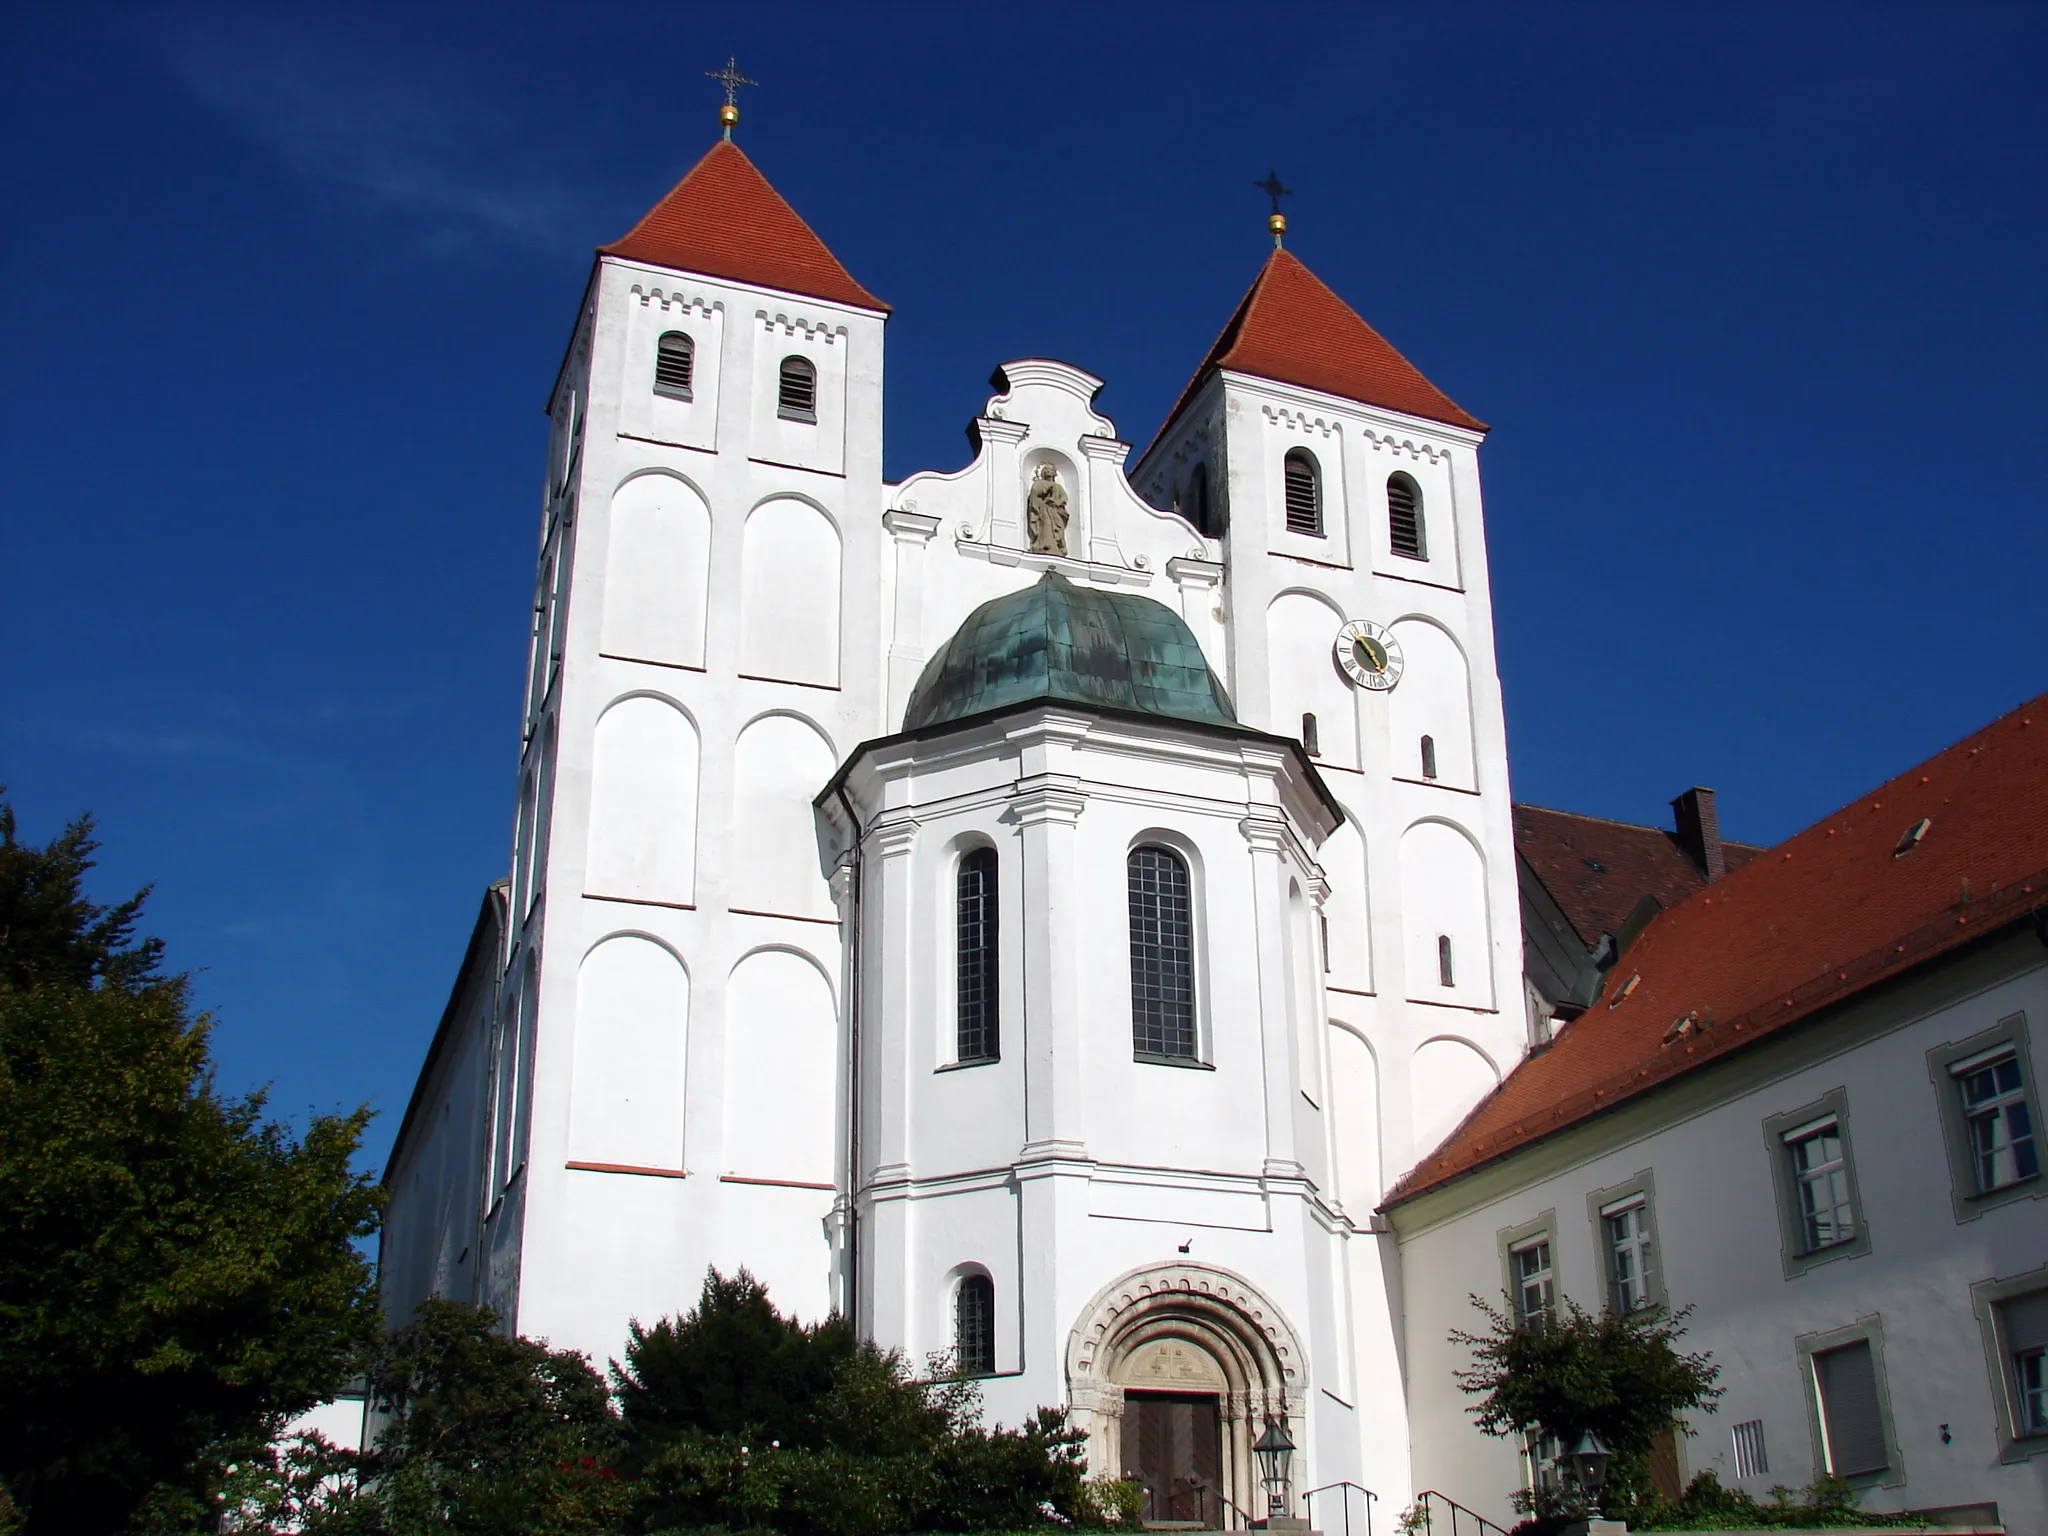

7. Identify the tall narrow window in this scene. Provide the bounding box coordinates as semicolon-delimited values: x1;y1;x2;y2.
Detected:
1283;449;1322;536
955;1273;995;1376
1129;846;1196;1061
1812;1339;1889;1476
1420;734;1438;781
1786;1119;1857;1251
956;848;999;1063
654;331;694;398
1998;1292;2048;1437
1956;1050;2039;1191
1511;1238;1554;1324
777;355;818;422
1388;473;1426;559
1301;712;1321;756
1602;1199;1655;1311
1438;934;1456;988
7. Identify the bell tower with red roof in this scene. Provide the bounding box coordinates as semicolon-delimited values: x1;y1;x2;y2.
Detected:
476;78;893;1357
1131;209;1526;1336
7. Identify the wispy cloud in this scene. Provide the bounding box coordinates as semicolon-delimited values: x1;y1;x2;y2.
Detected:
155;11;601;255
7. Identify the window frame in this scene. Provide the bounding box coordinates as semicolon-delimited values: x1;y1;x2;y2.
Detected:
654;330;695;400
1970;1263;2048;1463
1585;1169;1667;1313
1282;448;1324;538
1497;1211;1558;1327
953;845;1000;1065
1928;1013;2043;1222
776;354;819;423
1796;1316;1902;1490
1763;1089;1871;1278
1128;842;1206;1066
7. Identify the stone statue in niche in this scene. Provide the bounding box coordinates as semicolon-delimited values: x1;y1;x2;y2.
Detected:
1026;463;1070;556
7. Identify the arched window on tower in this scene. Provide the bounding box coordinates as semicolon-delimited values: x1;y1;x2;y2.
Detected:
654;331;694;399
777;355;818;422
1301;713;1321;757
955;1274;995;1376
1438;934;1456;988
1284;449;1323;536
1388;472;1427;560
1420;734;1438;781
956;847;999;1063
1129;846;1197;1061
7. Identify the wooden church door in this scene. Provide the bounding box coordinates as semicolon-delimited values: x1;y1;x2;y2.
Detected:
1125;1392;1222;1524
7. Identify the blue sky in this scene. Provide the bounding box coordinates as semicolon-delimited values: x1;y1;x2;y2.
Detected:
5;3;2044;1171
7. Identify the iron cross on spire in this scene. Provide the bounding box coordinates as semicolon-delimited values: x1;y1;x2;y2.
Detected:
1255;168;1293;248
707;56;756;140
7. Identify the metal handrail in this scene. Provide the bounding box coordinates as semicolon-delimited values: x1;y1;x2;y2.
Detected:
1183;1474;1255;1530
1303;1479;1379;1536
1412;1490;1511;1536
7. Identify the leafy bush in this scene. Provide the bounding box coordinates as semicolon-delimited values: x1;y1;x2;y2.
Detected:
1614;1470;1927;1530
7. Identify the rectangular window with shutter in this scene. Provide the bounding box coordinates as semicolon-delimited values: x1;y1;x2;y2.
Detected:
1999;1291;2048;1438
1812;1338;1889;1477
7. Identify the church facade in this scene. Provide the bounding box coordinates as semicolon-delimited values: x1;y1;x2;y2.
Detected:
380;123;1523;1522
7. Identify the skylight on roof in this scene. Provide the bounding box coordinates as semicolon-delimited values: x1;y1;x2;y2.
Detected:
1894;817;1932;857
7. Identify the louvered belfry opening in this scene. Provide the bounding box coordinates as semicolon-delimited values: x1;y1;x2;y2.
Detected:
955;847;999;1062
777;355;817;421
1283;449;1322;535
654;331;694;397
1388;472;1426;559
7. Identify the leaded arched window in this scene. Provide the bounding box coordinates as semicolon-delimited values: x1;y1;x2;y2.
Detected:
1283;449;1322;536
777;355;818;421
1129;845;1196;1061
956;847;999;1062
956;1273;995;1376
654;331;694;398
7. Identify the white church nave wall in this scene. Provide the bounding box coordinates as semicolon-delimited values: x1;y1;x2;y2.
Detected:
1396;817;1495;1010
567;933;690;1173
1266;589;1360;770
739;495;842;688
584;694;699;906
1383;616;1477;792
1316;818;1373;999
1327;1020;1381;1211
602;471;712;669
730;712;839;919
615;286;724;453
721;947;839;1188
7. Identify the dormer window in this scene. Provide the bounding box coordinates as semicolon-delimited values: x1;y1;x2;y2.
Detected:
1283;449;1323;536
654;331;694;399
1388;472;1426;560
777;355;818;422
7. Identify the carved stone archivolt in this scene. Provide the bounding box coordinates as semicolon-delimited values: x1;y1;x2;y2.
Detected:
1026;463;1070;556
1064;1263;1306;1492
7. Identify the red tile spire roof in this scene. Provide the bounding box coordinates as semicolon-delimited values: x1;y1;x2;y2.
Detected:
1387;691;2048;1209
1156;248;1483;438
602;139;887;313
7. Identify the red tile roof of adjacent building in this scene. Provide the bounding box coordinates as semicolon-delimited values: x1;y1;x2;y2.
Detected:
602;139;888;313
1515;804;1763;947
1154;248;1484;441
1387;693;2048;1209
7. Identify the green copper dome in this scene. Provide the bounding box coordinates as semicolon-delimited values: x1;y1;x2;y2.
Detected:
904;572;1236;732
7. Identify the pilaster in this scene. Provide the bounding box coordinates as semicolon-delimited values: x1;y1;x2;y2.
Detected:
1241;808;1304;1179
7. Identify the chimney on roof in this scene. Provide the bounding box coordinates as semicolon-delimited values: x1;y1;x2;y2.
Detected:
1671;787;1726;882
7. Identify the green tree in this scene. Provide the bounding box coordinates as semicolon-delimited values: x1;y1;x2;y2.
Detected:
1451;1294;1722;1523
0;796;383;1534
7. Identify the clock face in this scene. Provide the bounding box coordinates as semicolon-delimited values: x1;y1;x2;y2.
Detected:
1335;620;1404;691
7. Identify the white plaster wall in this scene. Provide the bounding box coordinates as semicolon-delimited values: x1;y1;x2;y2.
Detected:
568;934;689;1171
739;497;841;686
585;695;698;905
602;472;711;668
1396;948;2048;1529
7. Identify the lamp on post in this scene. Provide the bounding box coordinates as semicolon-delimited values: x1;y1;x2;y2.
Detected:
1252;1417;1297;1523
1562;1429;1612;1505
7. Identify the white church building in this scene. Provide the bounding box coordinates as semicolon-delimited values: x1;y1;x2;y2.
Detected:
378;110;2045;1532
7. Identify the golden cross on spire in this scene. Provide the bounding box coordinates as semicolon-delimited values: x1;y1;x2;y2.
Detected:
707;56;756;140
1254;168;1293;247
